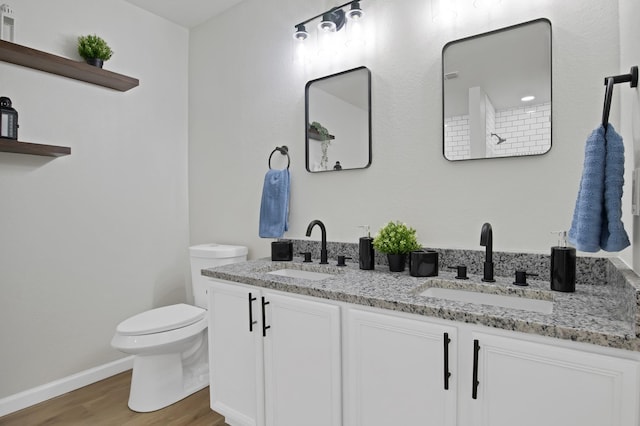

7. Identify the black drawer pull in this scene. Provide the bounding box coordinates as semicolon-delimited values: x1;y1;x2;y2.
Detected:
472;339;480;399
261;296;271;337
248;292;257;332
444;332;451;390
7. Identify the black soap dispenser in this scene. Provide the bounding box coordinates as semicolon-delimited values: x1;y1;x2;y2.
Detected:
358;225;375;270
550;231;576;292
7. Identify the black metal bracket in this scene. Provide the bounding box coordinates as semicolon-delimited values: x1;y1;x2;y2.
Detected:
268;145;290;170
602;65;638;129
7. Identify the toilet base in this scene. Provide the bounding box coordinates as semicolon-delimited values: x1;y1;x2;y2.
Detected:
127;335;209;412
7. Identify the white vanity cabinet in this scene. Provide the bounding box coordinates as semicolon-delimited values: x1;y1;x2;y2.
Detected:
208;276;640;426
346;307;640;426
207;279;342;426
344;309;457;426
464;331;640;426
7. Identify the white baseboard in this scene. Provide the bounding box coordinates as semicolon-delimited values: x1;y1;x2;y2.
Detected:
0;356;134;417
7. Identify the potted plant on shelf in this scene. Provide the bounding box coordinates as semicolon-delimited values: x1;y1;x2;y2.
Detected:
309;121;332;170
373;221;422;272
77;34;114;68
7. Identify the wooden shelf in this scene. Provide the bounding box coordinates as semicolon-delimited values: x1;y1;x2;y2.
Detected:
308;128;335;141
0;40;139;91
0;137;71;157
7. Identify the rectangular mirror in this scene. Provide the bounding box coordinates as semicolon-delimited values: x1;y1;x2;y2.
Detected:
305;66;372;172
443;18;552;161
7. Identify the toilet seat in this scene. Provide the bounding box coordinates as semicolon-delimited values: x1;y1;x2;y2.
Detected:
117;304;206;336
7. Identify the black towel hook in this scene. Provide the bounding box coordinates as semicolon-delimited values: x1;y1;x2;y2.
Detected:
602;65;638;131
268;145;290;169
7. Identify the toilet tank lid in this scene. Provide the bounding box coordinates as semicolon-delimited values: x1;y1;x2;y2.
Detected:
190;243;248;259
116;304;206;336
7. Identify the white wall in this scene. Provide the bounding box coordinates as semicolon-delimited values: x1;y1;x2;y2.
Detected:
189;0;627;261
0;0;189;398
619;0;640;272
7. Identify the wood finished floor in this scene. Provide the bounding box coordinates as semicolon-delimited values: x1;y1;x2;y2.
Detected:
0;370;227;426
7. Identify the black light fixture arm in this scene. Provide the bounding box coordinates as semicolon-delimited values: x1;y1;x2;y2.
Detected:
602;65;638;129
294;0;362;29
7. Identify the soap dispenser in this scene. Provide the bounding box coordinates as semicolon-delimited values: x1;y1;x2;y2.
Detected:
550;231;576;292
358;225;375;270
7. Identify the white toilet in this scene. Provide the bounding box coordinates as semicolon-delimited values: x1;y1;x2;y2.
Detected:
111;243;248;412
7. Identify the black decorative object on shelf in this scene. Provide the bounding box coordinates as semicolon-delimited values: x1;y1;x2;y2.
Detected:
0;96;18;139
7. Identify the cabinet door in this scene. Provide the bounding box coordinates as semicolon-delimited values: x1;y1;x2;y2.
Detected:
470;332;640;426
262;292;342;426
208;280;265;426
345;308;457;426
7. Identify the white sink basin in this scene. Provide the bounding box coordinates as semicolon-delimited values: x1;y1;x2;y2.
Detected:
267;268;334;281
421;287;553;314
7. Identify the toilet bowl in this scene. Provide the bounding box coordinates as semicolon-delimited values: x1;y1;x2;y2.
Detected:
111;244;248;412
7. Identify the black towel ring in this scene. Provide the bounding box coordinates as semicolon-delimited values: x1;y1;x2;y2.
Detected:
268;145;290;169
602;65;638;131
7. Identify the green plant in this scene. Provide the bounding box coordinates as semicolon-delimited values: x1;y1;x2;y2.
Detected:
310;121;330;140
373;221;421;255
77;34;114;61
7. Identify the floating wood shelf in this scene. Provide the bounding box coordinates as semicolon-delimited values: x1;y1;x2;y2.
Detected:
308;128;335;141
0;40;139;92
0;137;71;157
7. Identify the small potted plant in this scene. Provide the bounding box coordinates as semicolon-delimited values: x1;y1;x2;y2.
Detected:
77;34;114;68
373;221;422;272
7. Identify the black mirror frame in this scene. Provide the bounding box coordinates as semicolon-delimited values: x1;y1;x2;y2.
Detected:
305;66;372;172
441;18;553;162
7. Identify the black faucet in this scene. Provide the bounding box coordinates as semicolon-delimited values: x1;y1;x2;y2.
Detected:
305;219;328;264
480;222;495;282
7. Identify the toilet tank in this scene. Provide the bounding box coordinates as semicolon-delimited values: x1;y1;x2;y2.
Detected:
189;243;248;308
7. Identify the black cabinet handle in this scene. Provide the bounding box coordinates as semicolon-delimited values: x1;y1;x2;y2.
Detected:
444;332;451;390
261;296;271;337
472;339;480;399
248;292;257;332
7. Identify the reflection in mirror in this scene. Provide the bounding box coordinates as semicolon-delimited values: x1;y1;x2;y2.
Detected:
443;18;552;161
305;66;371;172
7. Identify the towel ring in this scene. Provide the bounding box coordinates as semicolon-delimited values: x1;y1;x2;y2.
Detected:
269;146;290;169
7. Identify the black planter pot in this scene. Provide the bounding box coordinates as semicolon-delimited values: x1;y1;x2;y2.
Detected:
387;253;407;272
86;58;104;68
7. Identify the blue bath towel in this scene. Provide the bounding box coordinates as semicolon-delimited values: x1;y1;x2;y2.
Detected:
600;124;630;251
568;124;630;252
259;168;290;238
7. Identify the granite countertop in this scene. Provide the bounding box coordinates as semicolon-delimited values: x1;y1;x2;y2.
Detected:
203;256;640;352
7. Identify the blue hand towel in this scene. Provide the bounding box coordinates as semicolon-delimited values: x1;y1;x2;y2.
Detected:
600;124;630;251
568;126;606;252
259;168;290;238
568;124;630;252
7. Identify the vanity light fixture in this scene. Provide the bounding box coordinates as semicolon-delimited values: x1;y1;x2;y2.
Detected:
293;0;365;45
294;24;308;41
521;95;536;102
346;1;364;20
